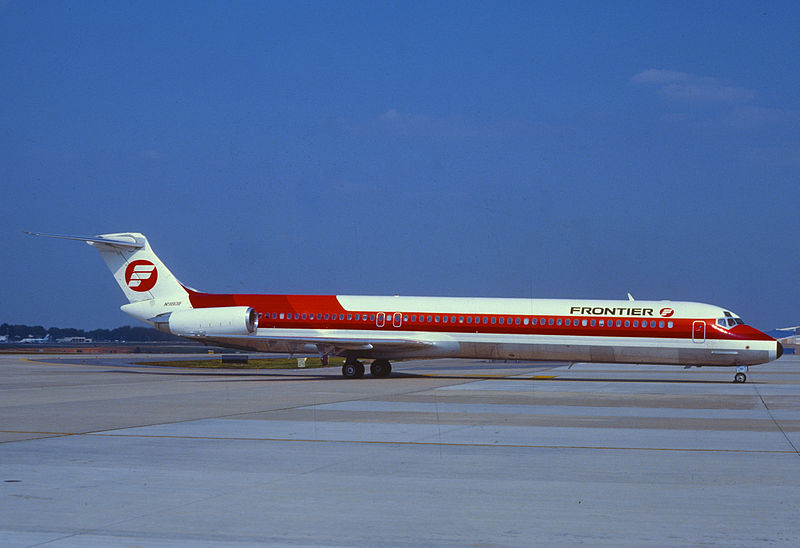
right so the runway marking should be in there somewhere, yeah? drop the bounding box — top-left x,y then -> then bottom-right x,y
0,430 -> 77,436
414,373 -> 557,379
1,429 -> 795,454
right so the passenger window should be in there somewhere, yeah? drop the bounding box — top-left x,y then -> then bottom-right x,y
650,321 -> 656,328
531,318 -> 537,325
459,316 -> 464,323
590,319 -> 596,327
324,314 -> 329,320
668,321 -> 673,328
581,319 -> 587,326
435,316 -> 440,322
483,317 -> 488,324
302,313 -> 307,320
565,319 -> 571,326
624,320 -> 630,327
599,320 -> 604,326
347,314 -> 352,320
491,317 -> 496,324
443,316 -> 448,323
279,313 -> 284,319
633,320 -> 638,327
659,321 -> 664,328
450,316 -> 456,323
427,315 -> 433,322
616,320 -> 621,327
370,314 -> 375,321
403,315 -> 409,322
548,318 -> 554,326
523,318 -> 529,325
466,317 -> 472,324
499,317 -> 505,324
556,319 -> 562,326
515,317 -> 521,325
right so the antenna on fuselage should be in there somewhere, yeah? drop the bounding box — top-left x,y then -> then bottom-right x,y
627,293 -> 635,301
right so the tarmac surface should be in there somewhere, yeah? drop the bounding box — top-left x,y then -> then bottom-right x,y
2,353 -> 799,547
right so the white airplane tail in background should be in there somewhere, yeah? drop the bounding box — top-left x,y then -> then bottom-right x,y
25,232 -> 191,320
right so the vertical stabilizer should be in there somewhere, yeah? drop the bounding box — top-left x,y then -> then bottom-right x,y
25,231 -> 191,305
89,232 -> 189,303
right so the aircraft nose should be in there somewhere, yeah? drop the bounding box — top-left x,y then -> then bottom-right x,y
777,341 -> 784,359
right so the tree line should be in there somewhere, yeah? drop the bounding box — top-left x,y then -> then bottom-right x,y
0,323 -> 183,342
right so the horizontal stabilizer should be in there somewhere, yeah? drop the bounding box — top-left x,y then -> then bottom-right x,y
24,231 -> 143,249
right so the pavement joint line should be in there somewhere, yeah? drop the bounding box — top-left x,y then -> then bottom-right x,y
3,429 -> 792,453
753,384 -> 800,458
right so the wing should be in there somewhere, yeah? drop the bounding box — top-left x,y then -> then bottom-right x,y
186,330 -> 437,356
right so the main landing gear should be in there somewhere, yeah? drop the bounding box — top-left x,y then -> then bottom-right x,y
369,359 -> 392,378
733,365 -> 748,384
342,357 -> 392,379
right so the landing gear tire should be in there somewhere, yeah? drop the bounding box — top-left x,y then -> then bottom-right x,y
370,359 -> 392,378
342,360 -> 365,379
734,372 -> 747,384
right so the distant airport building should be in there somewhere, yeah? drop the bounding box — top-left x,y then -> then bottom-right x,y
768,327 -> 799,354
773,327 -> 800,343
56,336 -> 93,343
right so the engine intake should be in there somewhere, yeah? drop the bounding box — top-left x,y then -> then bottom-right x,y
152,306 -> 258,336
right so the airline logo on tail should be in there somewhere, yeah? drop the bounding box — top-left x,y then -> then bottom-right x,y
125,260 -> 158,292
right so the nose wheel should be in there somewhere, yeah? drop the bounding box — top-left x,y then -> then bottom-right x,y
733,366 -> 748,384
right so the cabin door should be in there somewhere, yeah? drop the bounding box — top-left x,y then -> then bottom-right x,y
692,321 -> 705,343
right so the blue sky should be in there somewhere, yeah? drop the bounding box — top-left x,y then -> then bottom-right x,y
2,1 -> 799,330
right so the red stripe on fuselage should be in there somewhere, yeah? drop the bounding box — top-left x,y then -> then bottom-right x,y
186,292 -> 774,342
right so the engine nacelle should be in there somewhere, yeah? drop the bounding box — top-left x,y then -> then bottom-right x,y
152,306 -> 258,336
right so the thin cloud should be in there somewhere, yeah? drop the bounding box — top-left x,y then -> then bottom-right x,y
631,69 -> 690,85
747,142 -> 800,167
373,108 -> 479,140
632,69 -> 756,104
727,106 -> 800,128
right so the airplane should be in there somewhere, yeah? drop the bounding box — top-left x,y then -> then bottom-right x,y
27,231 -> 783,383
20,334 -> 51,344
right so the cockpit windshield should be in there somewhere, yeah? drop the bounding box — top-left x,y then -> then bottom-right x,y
717,311 -> 744,329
